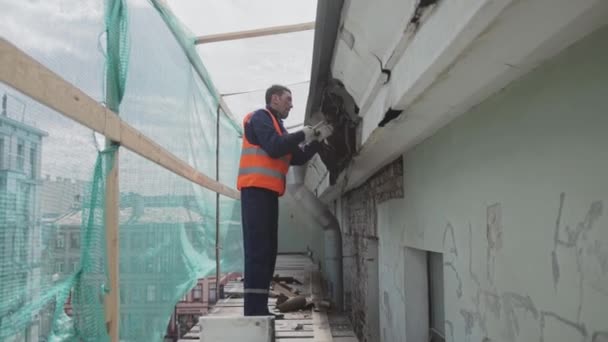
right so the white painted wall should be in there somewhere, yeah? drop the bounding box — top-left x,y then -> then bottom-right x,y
278,195 -> 325,264
376,26 -> 608,342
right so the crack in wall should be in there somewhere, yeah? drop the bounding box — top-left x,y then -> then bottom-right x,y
551,193 -> 603,322
460,309 -> 476,342
350,179 -> 607,342
445,193 -> 607,341
552,193 -> 566,290
486,203 -> 502,285
592,331 -> 608,342
540,311 -> 587,342
444,261 -> 463,299
482,290 -> 501,319
469,223 -> 481,288
443,222 -> 458,258
450,203 -> 605,342
502,292 -> 538,340
588,240 -> 608,275
382,291 -> 393,332
470,221 -> 497,340
445,319 -> 454,342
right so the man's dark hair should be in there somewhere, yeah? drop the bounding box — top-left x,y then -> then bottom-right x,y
265,85 -> 291,105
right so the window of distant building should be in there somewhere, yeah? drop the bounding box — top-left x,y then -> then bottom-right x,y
147,285 -> 156,302
0,137 -> 4,169
193,284 -> 202,301
29,145 -> 37,179
70,232 -> 80,249
131,233 -> 143,249
145,260 -> 155,273
208,282 -> 217,304
56,233 -> 65,249
161,288 -> 170,301
16,139 -> 24,171
120,287 -> 126,304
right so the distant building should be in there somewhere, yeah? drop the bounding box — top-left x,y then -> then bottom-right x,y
40,175 -> 88,222
165,273 -> 240,341
51,193 -> 239,340
0,94 -> 47,341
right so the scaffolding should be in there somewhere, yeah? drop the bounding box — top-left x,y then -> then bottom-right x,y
0,0 -> 247,340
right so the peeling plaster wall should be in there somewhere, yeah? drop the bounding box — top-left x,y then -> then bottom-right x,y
375,26 -> 608,342
340,157 -> 404,342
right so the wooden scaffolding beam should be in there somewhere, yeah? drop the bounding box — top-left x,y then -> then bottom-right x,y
195,21 -> 315,45
0,38 -> 241,201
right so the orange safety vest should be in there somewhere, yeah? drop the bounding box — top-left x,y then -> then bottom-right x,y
237,109 -> 293,196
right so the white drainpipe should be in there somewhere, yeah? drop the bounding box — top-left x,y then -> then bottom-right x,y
286,166 -> 343,310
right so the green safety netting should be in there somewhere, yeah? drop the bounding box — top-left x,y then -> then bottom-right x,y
0,0 -> 244,340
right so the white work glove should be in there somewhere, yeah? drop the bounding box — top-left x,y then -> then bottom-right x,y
302,126 -> 316,145
314,123 -> 333,142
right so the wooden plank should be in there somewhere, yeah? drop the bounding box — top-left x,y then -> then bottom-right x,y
310,270 -> 333,342
273,281 -> 298,298
0,38 -> 240,200
104,15 -> 122,340
281,311 -> 313,320
104,150 -> 120,341
276,330 -> 315,338
195,22 -> 315,44
276,325 -> 313,332
275,320 -> 314,328
312,310 -> 333,342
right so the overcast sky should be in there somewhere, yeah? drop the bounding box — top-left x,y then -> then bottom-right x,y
168,0 -> 317,128
0,0 -> 316,182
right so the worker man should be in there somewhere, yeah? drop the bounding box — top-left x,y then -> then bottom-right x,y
237,84 -> 333,316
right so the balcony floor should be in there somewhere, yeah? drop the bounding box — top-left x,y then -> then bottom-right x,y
180,254 -> 358,342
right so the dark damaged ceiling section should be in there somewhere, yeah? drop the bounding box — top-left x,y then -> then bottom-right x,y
317,79 -> 359,185
306,0 -> 440,185
304,0 -> 353,185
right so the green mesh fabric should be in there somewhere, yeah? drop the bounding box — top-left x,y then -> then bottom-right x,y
53,148 -> 115,341
114,2 -> 243,338
104,0 -> 130,109
0,0 -> 244,340
148,0 -> 242,134
0,88 -> 107,341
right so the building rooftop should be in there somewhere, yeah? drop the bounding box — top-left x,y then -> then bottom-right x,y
180,254 -> 358,342
54,206 -> 204,226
